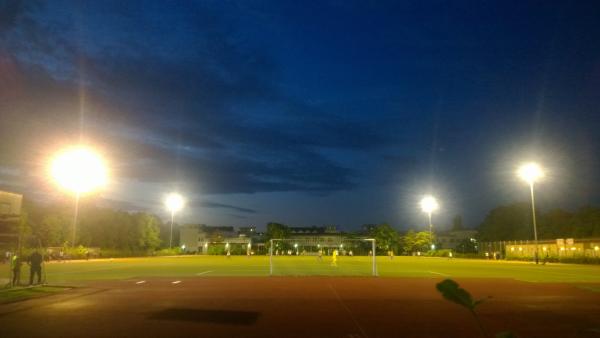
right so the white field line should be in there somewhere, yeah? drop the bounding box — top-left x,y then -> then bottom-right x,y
195,270 -> 213,276
328,284 -> 369,338
428,271 -> 450,277
171,280 -> 181,284
135,280 -> 146,284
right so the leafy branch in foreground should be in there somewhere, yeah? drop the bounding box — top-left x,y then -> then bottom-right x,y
436,279 -> 515,338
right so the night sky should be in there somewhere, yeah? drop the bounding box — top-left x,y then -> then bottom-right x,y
1,1 -> 600,231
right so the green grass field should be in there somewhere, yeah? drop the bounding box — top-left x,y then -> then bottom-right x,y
0,286 -> 71,303
3,255 -> 600,285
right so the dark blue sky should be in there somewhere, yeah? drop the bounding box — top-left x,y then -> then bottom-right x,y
1,1 -> 600,231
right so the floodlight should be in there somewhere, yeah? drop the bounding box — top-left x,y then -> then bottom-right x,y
51,147 -> 107,194
164,192 -> 185,248
517,162 -> 544,185
165,193 -> 184,213
50,146 -> 108,246
420,195 -> 439,214
517,162 -> 545,264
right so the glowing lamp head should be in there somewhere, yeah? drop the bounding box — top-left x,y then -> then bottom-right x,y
165,193 -> 184,213
51,147 -> 107,194
420,195 -> 439,214
517,162 -> 544,185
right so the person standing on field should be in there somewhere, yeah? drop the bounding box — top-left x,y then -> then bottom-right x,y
11,254 -> 21,286
29,250 -> 43,285
331,249 -> 338,267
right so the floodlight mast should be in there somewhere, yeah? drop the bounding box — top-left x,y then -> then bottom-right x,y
50,147 -> 107,247
420,195 -> 439,248
165,193 -> 184,249
517,162 -> 544,264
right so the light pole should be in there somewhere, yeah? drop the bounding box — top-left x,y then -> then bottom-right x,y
51,147 -> 107,246
517,162 -> 544,264
165,193 -> 184,249
420,195 -> 439,250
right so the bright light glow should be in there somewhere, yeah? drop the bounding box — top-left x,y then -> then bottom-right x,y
517,162 -> 544,185
594,246 -> 599,251
420,195 -> 439,213
165,193 -> 184,213
431,244 -> 436,250
294,243 -> 298,248
51,147 -> 107,194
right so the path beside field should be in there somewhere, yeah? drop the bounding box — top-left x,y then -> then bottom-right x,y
1,277 -> 599,337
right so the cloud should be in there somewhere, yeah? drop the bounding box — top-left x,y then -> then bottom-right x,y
198,201 -> 257,214
0,3 -> 376,196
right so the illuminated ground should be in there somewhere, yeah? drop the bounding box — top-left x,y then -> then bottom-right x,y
3,255 -> 600,285
1,256 -> 600,337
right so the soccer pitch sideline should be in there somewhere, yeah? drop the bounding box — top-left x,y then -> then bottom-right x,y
3,255 -> 600,284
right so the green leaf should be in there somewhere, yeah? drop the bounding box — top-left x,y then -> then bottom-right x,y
436,279 -> 481,311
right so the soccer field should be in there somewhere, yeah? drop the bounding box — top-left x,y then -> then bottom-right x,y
3,255 -> 600,285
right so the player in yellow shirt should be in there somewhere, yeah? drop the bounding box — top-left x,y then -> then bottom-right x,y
331,249 -> 338,267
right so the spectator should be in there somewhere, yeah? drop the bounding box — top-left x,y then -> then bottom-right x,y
29,250 -> 43,285
11,254 -> 21,286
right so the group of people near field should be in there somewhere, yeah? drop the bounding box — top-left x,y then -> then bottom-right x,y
8,250 -> 44,287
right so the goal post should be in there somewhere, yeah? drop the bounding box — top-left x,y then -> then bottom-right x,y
269,238 -> 377,276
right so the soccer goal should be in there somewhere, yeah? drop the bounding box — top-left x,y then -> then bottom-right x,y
269,238 -> 377,276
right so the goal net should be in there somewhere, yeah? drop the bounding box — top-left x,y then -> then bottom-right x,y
269,238 -> 377,276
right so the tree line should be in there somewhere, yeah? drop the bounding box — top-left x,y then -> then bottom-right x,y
19,199 -> 167,251
478,202 -> 600,241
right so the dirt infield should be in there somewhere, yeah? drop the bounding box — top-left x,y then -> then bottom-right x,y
1,277 -> 599,337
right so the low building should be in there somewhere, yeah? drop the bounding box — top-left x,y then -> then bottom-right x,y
436,230 -> 478,250
288,226 -> 342,248
179,224 -> 250,254
504,238 -> 600,259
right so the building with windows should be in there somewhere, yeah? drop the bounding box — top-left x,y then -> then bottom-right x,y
180,224 -> 250,254
436,230 -> 478,250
